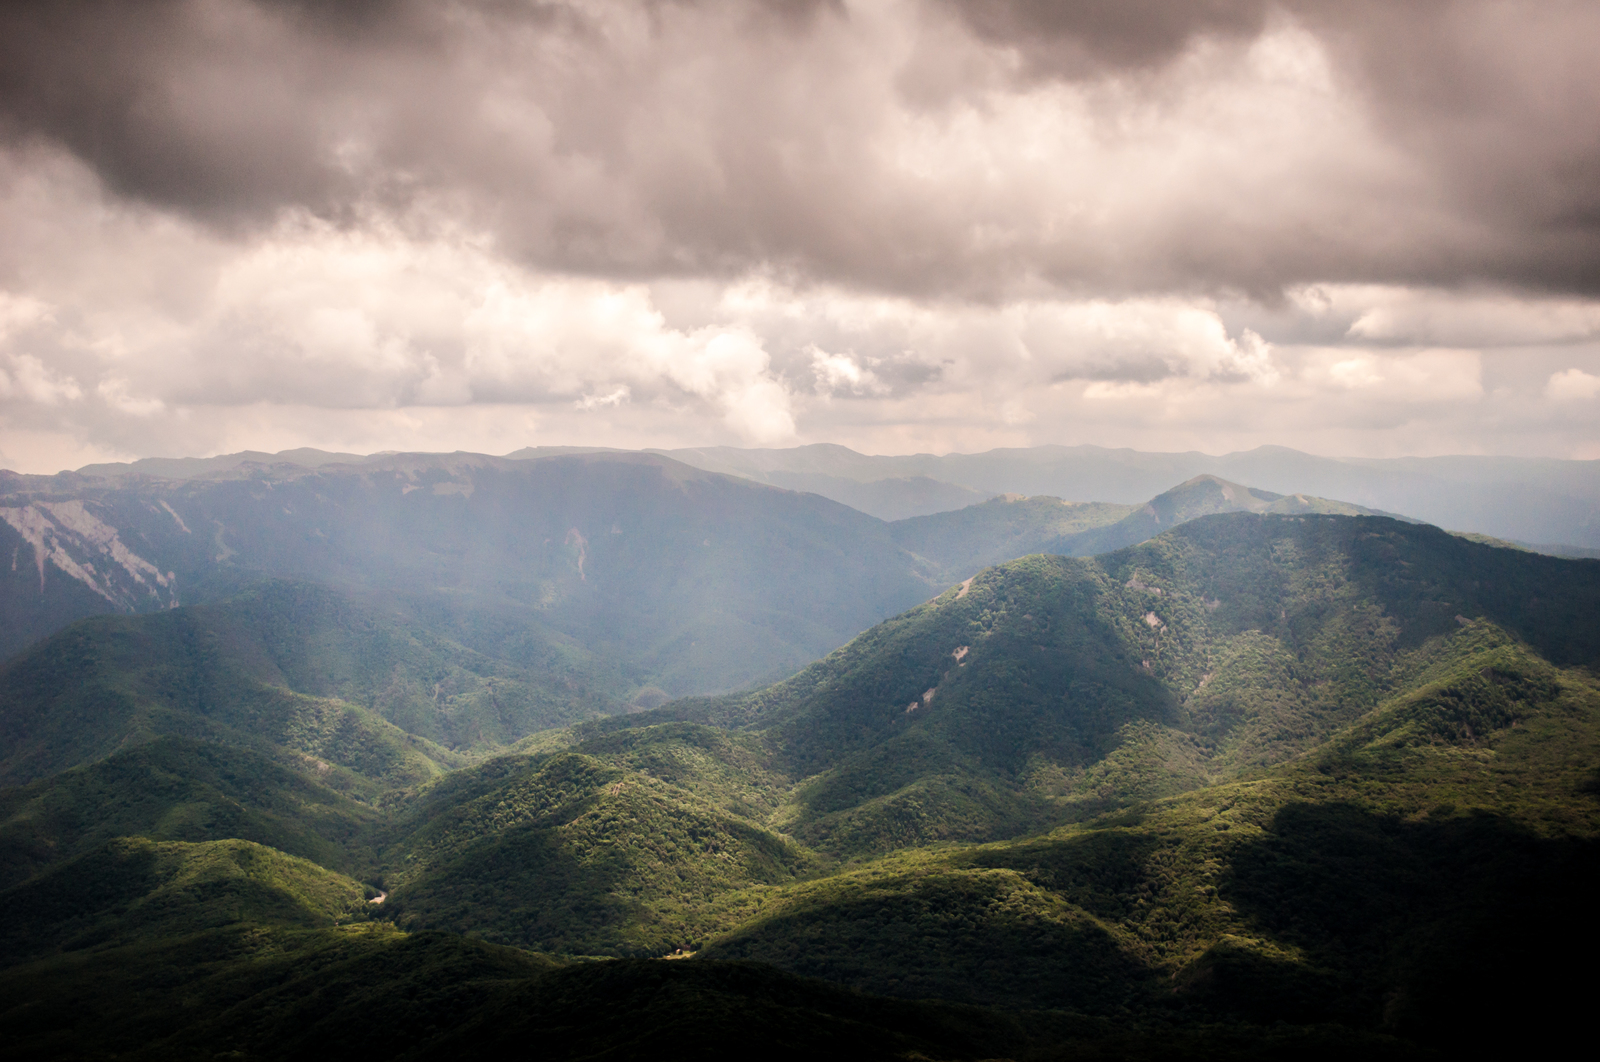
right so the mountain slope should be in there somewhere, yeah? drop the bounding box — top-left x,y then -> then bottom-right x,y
648,442 -> 1600,548
619,514 -> 1600,858
699,620 -> 1600,1051
0,736 -> 379,889
0,452 -> 939,694
888,474 -> 1386,581
0,836 -> 371,965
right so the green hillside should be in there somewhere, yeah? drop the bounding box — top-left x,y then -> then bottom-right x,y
0,589 -> 468,791
1,511 -> 1597,1056
700,624 -> 1600,1017
0,736 -> 377,888
609,512 -> 1599,859
0,576 -> 665,790
0,836 -> 370,964
380,744 -> 815,955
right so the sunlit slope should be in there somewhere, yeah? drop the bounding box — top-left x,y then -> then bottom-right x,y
0,584 -> 485,790
378,740 -> 816,955
700,620 -> 1600,1048
632,514 -> 1600,856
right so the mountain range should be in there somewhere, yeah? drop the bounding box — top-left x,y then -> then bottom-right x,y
3,444 -> 1598,1057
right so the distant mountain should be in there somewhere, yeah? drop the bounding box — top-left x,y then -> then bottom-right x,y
642,442 -> 1600,547
1,447 -> 1406,698
890,474 -> 1387,580
47,442 -> 1600,546
0,452 -> 940,690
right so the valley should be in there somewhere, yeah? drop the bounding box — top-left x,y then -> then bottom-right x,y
2,454 -> 1597,1057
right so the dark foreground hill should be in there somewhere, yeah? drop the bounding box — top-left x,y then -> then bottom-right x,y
2,512 -> 1597,1057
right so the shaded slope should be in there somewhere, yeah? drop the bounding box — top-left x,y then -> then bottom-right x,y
699,621 -> 1600,1052
0,837 -> 370,964
0,736 -> 377,889
0,925 -> 1415,1062
1,452 -> 938,694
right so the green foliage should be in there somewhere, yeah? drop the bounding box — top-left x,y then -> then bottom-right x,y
382,751 -> 817,955
0,837 -> 369,964
3,511 -> 1599,1057
0,736 -> 378,889
0,926 -> 1424,1061
0,924 -> 557,1061
702,859 -> 1153,1010
0,598 -> 463,792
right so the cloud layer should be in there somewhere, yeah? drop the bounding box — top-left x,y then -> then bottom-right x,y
1,0 -> 1598,470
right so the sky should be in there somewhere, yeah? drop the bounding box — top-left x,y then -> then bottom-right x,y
2,0 -> 1599,473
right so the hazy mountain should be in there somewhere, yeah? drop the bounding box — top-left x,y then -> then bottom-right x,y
890,474 -> 1387,581
46,441 -> 1600,545
0,451 -> 941,690
647,443 -> 1600,547
1,447 -> 1404,698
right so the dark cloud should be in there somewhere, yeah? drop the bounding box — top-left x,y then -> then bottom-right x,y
946,0 -> 1270,76
0,0 -> 1597,297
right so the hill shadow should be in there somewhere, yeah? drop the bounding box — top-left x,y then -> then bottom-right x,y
1214,799 -> 1600,1051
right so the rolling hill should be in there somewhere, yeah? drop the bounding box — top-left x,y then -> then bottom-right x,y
2,510 -> 1597,1057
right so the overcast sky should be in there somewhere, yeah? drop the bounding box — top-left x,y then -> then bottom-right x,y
2,0 -> 1599,472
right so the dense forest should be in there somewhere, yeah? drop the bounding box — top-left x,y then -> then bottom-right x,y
2,473 -> 1597,1057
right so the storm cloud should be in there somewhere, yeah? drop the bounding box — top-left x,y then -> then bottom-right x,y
1,0 -> 1598,469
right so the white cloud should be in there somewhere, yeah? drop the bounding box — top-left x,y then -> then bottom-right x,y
1547,368 -> 1600,402
1299,349 -> 1483,403
1293,285 -> 1600,347
2,137 -> 1599,472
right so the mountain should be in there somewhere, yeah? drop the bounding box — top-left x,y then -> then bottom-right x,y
0,836 -> 371,965
0,736 -> 379,889
889,474 -> 1387,580
636,443 -> 1600,548
0,451 -> 941,692
48,440 -> 1600,546
3,510 -> 1598,1056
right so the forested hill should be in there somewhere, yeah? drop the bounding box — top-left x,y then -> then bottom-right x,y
604,513 -> 1600,848
0,451 -> 1391,701
2,511 -> 1598,1056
